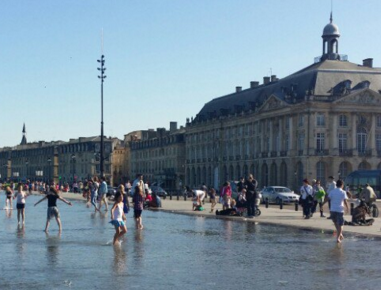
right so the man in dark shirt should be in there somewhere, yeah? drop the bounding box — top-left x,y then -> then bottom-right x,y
245,174 -> 258,218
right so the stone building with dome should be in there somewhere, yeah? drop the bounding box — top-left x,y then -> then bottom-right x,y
185,15 -> 381,191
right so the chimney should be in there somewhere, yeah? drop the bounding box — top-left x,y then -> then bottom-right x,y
263,76 -> 270,85
236,86 -> 242,93
363,58 -> 373,68
250,81 -> 259,88
271,75 -> 277,82
170,121 -> 177,132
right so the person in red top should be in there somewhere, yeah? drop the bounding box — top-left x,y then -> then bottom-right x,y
220,181 -> 232,210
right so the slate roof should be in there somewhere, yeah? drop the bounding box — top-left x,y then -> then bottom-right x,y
194,59 -> 381,122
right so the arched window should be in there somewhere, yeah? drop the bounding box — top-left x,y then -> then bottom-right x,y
261,163 -> 269,187
229,165 -> 234,181
357,127 -> 367,153
222,166 -> 228,183
338,162 -> 352,180
280,162 -> 288,187
296,162 -> 304,186
358,161 -> 371,170
202,167 -> 207,184
243,164 -> 248,178
236,165 -> 241,180
316,161 -> 326,186
270,163 -> 277,185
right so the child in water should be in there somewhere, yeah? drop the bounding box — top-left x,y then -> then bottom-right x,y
132,185 -> 144,229
110,192 -> 127,245
14,184 -> 28,225
34,187 -> 72,233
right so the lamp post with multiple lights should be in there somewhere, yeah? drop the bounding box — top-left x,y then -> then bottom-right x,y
97,55 -> 106,178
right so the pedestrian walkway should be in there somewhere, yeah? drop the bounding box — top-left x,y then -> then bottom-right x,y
54,191 -> 381,238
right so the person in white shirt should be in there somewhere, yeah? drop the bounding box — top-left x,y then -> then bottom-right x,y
325,176 -> 336,219
300,179 -> 314,219
130,174 -> 145,197
324,179 -> 349,243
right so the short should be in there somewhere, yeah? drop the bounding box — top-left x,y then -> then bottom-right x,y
6,195 -> 12,200
47,206 -> 60,220
110,220 -> 126,228
16,203 -> 25,210
134,210 -> 142,218
331,211 -> 344,226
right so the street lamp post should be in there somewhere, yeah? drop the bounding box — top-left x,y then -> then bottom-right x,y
25,160 -> 29,181
97,54 -> 106,178
47,157 -> 52,184
71,154 -> 76,183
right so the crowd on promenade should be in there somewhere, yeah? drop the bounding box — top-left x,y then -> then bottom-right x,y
1,173 -> 378,244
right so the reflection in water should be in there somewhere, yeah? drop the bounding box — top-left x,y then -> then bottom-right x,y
15,225 -> 26,259
113,245 -> 127,274
45,233 -> 61,266
223,220 -> 232,241
5,209 -> 12,218
133,230 -> 145,266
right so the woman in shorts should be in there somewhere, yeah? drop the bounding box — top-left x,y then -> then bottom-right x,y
5,186 -> 13,209
34,187 -> 72,233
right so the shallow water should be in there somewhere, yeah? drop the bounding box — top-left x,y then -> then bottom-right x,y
0,195 -> 380,290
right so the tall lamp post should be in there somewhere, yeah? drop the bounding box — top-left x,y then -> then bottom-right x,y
71,154 -> 76,183
97,54 -> 106,178
47,157 -> 52,184
25,159 -> 29,182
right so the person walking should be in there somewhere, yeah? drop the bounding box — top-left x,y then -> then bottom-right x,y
110,192 -> 127,245
220,182 -> 232,210
313,180 -> 327,217
245,174 -> 258,218
89,179 -> 99,212
132,185 -> 144,229
5,186 -> 13,209
98,176 -> 109,212
14,184 -> 28,225
325,176 -> 336,219
300,179 -> 314,219
323,179 -> 349,243
209,188 -> 217,213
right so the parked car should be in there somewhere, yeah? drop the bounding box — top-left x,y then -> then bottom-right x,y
150,186 -> 168,198
260,186 -> 299,204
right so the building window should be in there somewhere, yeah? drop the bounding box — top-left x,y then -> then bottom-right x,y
298,115 -> 304,127
316,114 -> 325,127
357,128 -> 367,153
316,161 -> 326,185
338,133 -> 347,153
376,134 -> 381,151
285,134 -> 289,151
339,115 -> 347,127
316,133 -> 325,151
377,116 -> 381,127
285,117 -> 290,129
298,133 -> 305,150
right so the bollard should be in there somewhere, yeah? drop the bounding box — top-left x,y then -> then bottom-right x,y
184,193 -> 187,201
295,200 -> 299,211
350,202 -> 354,216
265,198 -> 269,208
177,192 -> 179,201
280,199 -> 283,210
170,192 -> 172,200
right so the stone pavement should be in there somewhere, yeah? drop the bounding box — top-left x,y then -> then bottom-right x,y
51,191 -> 381,238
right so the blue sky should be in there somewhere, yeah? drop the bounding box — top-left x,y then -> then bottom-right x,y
1,0 -> 380,147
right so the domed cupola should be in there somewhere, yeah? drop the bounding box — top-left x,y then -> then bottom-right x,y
321,13 -> 341,60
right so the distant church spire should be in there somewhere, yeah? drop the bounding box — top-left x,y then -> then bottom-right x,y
21,123 -> 27,145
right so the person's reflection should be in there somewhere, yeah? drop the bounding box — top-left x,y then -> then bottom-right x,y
15,225 -> 26,259
133,230 -> 144,265
223,220 -> 233,241
45,232 -> 61,266
113,245 -> 127,274
5,208 -> 12,218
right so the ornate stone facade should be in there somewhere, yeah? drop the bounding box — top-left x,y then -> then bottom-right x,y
185,16 -> 381,191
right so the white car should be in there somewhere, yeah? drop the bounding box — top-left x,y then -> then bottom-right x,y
261,186 -> 299,204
